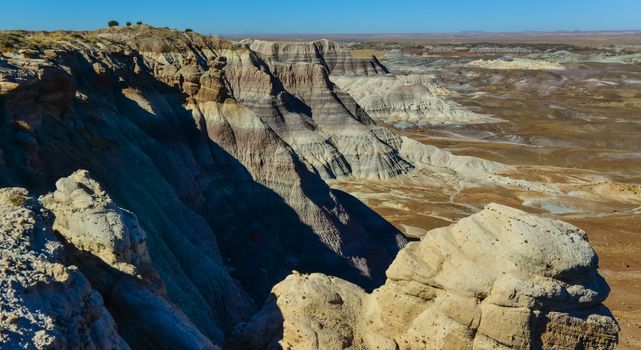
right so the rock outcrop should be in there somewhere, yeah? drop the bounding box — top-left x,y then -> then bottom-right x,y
398,137 -> 513,178
245,39 -> 389,76
231,204 -> 619,349
468,58 -> 566,70
331,74 -> 502,126
0,187 -> 129,350
41,170 -> 157,279
41,170 -> 218,349
0,172 -> 223,349
125,29 -> 408,283
220,39 -> 413,180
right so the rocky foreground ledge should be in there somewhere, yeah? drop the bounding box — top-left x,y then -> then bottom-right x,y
1,171 -> 218,349
1,171 -> 618,349
229,203 -> 619,349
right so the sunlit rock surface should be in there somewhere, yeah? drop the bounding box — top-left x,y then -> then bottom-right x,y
231,204 -> 619,350
0,188 -> 130,350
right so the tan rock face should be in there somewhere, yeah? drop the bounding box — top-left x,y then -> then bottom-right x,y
231,204 -> 619,350
1,175 -> 221,349
41,170 -> 156,279
41,171 -> 221,349
330,74 -> 503,127
246,39 -> 389,76
468,58 -> 566,70
0,188 -> 129,350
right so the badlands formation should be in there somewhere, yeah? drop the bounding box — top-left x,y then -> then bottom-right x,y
467,58 -> 566,71
0,27 -> 623,349
330,74 -> 502,127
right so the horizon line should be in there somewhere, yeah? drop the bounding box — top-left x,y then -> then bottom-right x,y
2,26 -> 641,36
219,29 -> 641,35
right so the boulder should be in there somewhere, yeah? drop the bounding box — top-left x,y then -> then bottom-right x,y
231,204 -> 619,350
41,170 -> 157,280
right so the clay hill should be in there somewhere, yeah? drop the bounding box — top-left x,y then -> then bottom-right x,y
0,27 -> 619,349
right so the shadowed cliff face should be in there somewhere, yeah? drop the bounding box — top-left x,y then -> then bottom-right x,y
0,28 -> 406,347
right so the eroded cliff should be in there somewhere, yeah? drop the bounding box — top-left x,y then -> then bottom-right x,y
0,27 -> 619,349
0,27 -> 408,347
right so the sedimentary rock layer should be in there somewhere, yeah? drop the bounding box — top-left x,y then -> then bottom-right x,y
468,58 -> 566,70
331,74 -> 502,126
221,39 -> 414,180
246,39 -> 390,76
42,170 -> 218,349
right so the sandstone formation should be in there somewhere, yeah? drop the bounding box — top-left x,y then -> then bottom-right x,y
41,170 -> 157,279
530,50 -> 641,64
230,204 -> 619,349
331,74 -> 502,126
0,35 -> 260,345
398,137 -> 513,179
0,172 -> 222,349
0,188 -> 129,349
246,39 -> 389,76
468,58 -> 566,70
220,39 -> 413,180
41,170 -> 218,349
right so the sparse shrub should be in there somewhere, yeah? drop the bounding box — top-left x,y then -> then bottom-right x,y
2,42 -> 14,53
136,21 -> 143,25
126,21 -> 132,27
185,28 -> 193,32
7,192 -> 26,206
108,20 -> 119,27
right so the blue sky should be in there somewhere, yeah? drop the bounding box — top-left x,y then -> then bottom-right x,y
1,0 -> 640,34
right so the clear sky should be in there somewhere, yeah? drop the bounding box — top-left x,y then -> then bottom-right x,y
1,0 -> 640,34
